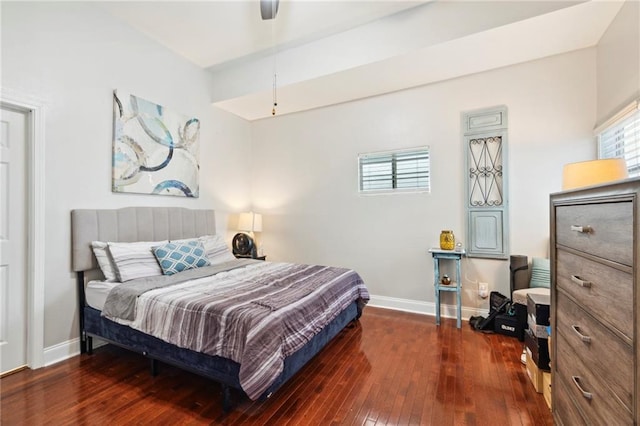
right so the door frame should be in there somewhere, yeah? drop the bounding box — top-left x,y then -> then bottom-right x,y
1,88 -> 45,369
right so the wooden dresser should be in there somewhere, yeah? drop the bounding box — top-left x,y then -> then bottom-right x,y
550,178 -> 638,425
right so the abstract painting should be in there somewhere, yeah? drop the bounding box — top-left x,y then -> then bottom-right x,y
112,90 -> 200,197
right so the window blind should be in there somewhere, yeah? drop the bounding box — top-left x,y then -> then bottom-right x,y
599,105 -> 640,177
358,147 -> 430,193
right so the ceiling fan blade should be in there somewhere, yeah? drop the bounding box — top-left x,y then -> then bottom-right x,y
260,0 -> 279,20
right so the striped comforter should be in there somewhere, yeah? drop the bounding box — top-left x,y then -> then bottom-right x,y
104,261 -> 369,400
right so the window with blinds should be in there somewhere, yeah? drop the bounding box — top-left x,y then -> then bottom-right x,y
358,147 -> 430,193
599,102 -> 640,177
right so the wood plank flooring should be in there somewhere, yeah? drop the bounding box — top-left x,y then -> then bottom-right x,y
1,307 -> 552,425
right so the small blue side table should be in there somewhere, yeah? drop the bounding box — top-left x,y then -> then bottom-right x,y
429,248 -> 465,328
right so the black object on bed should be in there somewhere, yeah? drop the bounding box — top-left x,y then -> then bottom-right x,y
71,207 -> 368,410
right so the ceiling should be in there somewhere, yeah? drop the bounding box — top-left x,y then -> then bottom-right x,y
100,1 -> 625,121
101,0 -> 428,69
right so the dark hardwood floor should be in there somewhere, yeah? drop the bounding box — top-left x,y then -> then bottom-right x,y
1,307 -> 552,425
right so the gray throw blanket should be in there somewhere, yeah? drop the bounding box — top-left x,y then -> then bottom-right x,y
102,259 -> 257,321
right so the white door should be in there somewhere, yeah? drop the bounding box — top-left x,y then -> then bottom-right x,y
0,106 -> 28,375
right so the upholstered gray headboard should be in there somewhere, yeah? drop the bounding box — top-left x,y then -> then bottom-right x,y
71,207 -> 216,272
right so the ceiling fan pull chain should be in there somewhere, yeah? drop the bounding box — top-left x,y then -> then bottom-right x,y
272,73 -> 277,115
271,1 -> 278,116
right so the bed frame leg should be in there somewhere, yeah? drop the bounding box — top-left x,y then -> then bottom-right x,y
346,318 -> 360,329
86,336 -> 93,355
77,271 -> 90,355
222,385 -> 233,413
150,359 -> 159,377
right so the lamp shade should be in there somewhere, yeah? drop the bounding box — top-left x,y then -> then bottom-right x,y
238,212 -> 262,232
562,158 -> 628,190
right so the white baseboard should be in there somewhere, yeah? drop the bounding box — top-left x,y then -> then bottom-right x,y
44,338 -> 80,367
42,297 -> 485,367
368,294 -> 488,322
44,337 -> 107,367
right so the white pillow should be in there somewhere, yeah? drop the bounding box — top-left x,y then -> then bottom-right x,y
201,235 -> 237,264
171,235 -> 236,265
108,240 -> 167,282
91,241 -> 117,282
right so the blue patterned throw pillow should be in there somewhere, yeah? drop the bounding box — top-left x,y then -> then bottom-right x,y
153,240 -> 211,276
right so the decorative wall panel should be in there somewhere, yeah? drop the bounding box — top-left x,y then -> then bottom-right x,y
463,106 -> 508,259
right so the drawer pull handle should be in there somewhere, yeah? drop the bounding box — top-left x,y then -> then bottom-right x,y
572,376 -> 593,400
570,225 -> 592,233
571,325 -> 591,343
571,275 -> 592,288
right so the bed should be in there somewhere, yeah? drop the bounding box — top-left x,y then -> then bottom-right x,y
71,207 -> 369,409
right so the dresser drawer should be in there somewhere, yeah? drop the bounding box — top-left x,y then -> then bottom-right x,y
556,291 -> 633,410
555,201 -> 632,266
556,249 -> 633,339
555,331 -> 633,425
554,376 -> 588,426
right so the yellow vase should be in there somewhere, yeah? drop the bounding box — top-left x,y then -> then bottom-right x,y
440,230 -> 455,250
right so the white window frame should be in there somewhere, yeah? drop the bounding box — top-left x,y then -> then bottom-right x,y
597,99 -> 640,177
357,146 -> 430,195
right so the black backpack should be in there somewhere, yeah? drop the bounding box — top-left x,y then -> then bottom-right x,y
469,291 -> 511,332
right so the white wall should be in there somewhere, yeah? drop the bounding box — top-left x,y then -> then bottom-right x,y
596,0 -> 640,126
1,3 -> 252,348
0,1 -> 611,352
251,49 -> 596,313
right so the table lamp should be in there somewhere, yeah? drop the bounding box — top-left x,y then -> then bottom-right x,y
562,158 -> 628,190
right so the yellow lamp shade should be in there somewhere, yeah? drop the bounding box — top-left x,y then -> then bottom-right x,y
562,158 -> 628,190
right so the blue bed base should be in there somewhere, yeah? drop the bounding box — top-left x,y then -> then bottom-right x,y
78,271 -> 360,409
